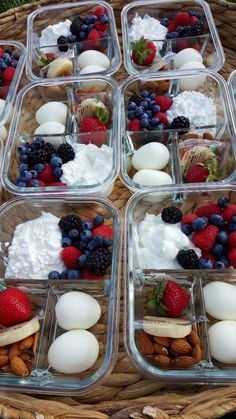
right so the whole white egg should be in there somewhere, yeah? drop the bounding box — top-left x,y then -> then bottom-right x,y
209,321 -> 236,364
80,65 -> 107,91
55,291 -> 101,330
48,330 -> 99,374
203,281 -> 236,320
132,143 -> 170,171
126,154 -> 132,172
0,99 -> 12,124
0,125 -> 7,141
174,48 -> 203,69
36,102 -> 67,125
77,50 -> 110,70
179,62 -> 206,90
34,121 -> 65,148
133,169 -> 172,186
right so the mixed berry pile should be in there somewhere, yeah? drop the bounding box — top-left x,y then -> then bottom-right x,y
0,47 -> 20,99
161,10 -> 205,40
162,197 -> 236,269
49,214 -> 113,279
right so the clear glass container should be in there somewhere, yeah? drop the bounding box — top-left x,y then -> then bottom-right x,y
0,40 -> 25,126
1,75 -> 119,197
0,195 -> 121,394
120,70 -> 236,194
121,0 -> 225,76
26,1 -> 121,82
124,184 -> 236,383
228,70 -> 236,115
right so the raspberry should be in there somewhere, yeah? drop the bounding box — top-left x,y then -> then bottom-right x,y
0,48 -> 4,58
201,250 -> 215,264
189,16 -> 199,24
2,67 -> 15,82
82,267 -> 102,280
181,213 -> 198,225
87,29 -> 101,48
155,96 -> 173,112
155,112 -> 169,127
61,246 -> 81,269
128,119 -> 141,131
168,21 -> 176,33
94,6 -> 106,17
228,232 -> 236,248
92,225 -> 113,239
38,163 -> 57,183
223,204 -> 236,223
192,225 -> 219,250
196,204 -> 221,218
174,12 -> 190,26
94,21 -> 109,32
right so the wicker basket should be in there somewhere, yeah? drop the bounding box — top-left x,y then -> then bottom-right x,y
0,0 -> 236,418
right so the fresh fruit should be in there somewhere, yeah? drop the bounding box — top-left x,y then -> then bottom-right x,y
128,119 -> 141,131
82,268 -> 102,280
155,96 -> 173,112
94,6 -> 106,17
0,320 -> 40,347
2,67 -> 15,82
0,287 -> 31,327
47,57 -> 73,78
87,29 -> 101,48
174,12 -> 190,26
228,248 -> 236,268
186,163 -> 209,183
131,36 -> 157,66
181,213 -> 198,225
192,225 -> 219,250
228,232 -> 236,248
191,217 -> 208,231
161,206 -> 183,223
80,117 -> 108,145
142,316 -> 192,338
196,204 -> 221,218
177,249 -> 199,269
59,215 -> 82,233
155,112 -> 169,127
38,163 -> 57,183
86,248 -> 111,275
61,246 -> 82,269
92,225 -> 113,239
223,204 -> 236,223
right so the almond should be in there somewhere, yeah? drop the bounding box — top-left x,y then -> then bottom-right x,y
26,359 -> 33,374
170,339 -> 192,356
20,352 -> 32,362
32,331 -> 39,356
0,355 -> 9,367
19,336 -> 33,351
154,343 -> 169,356
9,342 -> 20,360
0,348 -> 8,356
193,344 -> 202,363
181,133 -> 199,140
1,364 -> 11,373
157,80 -> 170,93
203,132 -> 215,141
138,331 -> 154,355
154,336 -> 171,347
153,355 -> 171,367
187,330 -> 200,347
10,356 -> 29,377
172,356 -> 197,367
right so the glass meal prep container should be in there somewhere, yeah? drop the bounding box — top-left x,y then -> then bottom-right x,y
26,1 -> 121,82
124,185 -> 236,383
228,70 -> 236,114
121,0 -> 224,76
1,75 -> 119,197
0,195 -> 121,394
120,70 -> 236,194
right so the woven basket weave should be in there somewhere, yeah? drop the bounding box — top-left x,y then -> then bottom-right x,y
0,0 -> 236,418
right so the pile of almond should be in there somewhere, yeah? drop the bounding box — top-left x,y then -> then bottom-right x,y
138,328 -> 202,368
0,332 -> 39,377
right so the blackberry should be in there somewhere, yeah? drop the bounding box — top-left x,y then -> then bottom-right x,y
129,95 -> 142,106
177,249 -> 199,269
57,35 -> 69,52
170,116 -> 190,130
57,143 -> 75,163
87,248 -> 112,275
161,206 -> 183,224
59,215 -> 82,233
42,142 -> 55,161
70,17 -> 83,38
28,148 -> 48,166
188,21 -> 205,36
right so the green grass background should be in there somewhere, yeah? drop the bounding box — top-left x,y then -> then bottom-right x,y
0,0 -> 34,13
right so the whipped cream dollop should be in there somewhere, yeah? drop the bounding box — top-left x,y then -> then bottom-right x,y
5,212 -> 65,279
167,91 -> 217,128
134,213 -> 201,269
129,14 -> 168,49
60,143 -> 112,186
39,19 -> 72,55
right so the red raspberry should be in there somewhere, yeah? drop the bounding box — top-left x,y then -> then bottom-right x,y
94,21 -> 109,32
0,48 -> 5,58
94,6 -> 106,17
82,268 -> 102,280
38,163 -> 57,183
87,29 -> 101,48
192,225 -> 219,250
155,112 -> 169,127
128,119 -> 141,131
2,67 -> 15,82
181,213 -> 198,225
223,204 -> 236,223
168,21 -> 176,33
189,16 -> 199,25
155,96 -> 173,112
228,232 -> 236,248
174,12 -> 190,26
0,86 -> 9,99
195,203 -> 222,218
61,246 -> 81,269
201,250 -> 215,264
92,225 -> 113,239
228,248 -> 236,268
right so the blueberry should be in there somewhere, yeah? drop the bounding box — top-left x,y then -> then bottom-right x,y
17,145 -> 27,154
68,229 -> 79,239
181,224 -> 192,236
199,258 -> 213,269
79,254 -> 87,267
150,100 -> 156,107
5,49 -> 12,55
229,223 -> 236,231
31,179 -> 41,187
19,163 -> 28,174
201,217 -> 209,225
81,24 -> 88,31
84,250 -> 90,256
170,32 -> 179,38
81,229 -> 92,242
232,216 -> 236,223
30,170 -> 38,178
150,117 -> 160,126
141,90 -> 149,98
87,240 -> 97,251
67,34 -> 76,43
83,16 -> 90,25
212,243 -> 224,256
157,124 -> 164,130
93,215 -> 104,226
128,101 -> 136,111
209,214 -> 225,227
34,136 -> 44,146
78,31 -> 86,40
100,14 -> 108,24
60,270 -> 69,279
160,17 -> 169,27
19,154 -> 28,163
93,234 -> 103,246
103,237 -> 113,247
87,24 -> 94,31
0,60 -> 7,70
188,10 -> 202,18
13,52 -> 20,60
81,220 -> 93,230
218,255 -> 229,267
128,110 -> 136,120
150,93 -> 156,100
48,271 -> 61,279
217,231 -> 228,244
62,237 -> 72,247
151,104 -> 161,113
176,26 -> 184,33
21,170 -> 33,182
34,163 -> 45,173
50,156 -> 62,168
218,197 -> 229,208
191,217 -> 207,231
79,240 -> 87,250
146,110 -> 153,119
214,261 -> 226,269
90,15 -> 97,23
141,118 -> 149,128
135,107 -> 144,118
53,167 -> 63,178
140,100 -> 148,109
67,269 -> 81,279
11,61 -> 17,68
141,112 -> 149,119
18,181 -> 26,187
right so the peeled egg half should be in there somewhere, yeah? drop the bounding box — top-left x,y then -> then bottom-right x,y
36,102 -> 67,125
55,291 -> 101,330
77,50 -> 110,70
174,48 -> 203,69
34,121 -> 65,148
209,321 -> 236,364
132,143 -> 170,171
179,62 -> 206,90
203,281 -> 236,320
133,169 -> 172,186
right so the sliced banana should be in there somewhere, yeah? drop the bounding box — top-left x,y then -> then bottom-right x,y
0,319 -> 40,347
143,316 -> 191,339
77,97 -> 108,123
47,57 -> 73,78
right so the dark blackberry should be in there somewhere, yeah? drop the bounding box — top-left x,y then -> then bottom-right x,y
188,10 -> 203,19
188,21 -> 205,36
57,143 -> 75,163
59,215 -> 82,233
86,248 -> 112,275
57,35 -> 69,52
70,17 -> 83,38
42,142 -> 55,161
129,94 -> 142,106
28,145 -> 54,166
170,116 -> 190,130
161,206 -> 183,224
177,249 -> 199,269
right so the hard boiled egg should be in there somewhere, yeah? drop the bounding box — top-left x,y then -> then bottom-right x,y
209,321 -> 236,364
0,99 -> 12,124
36,102 -> 67,125
34,121 -> 65,148
48,330 -> 99,374
132,143 -> 170,171
77,50 -> 110,70
0,125 -> 7,141
174,48 -> 203,69
79,65 -> 107,91
179,62 -> 206,91
55,291 -> 101,330
203,281 -> 236,320
133,169 -> 172,186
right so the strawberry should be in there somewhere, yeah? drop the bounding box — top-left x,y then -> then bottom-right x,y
174,12 -> 190,26
229,248 -> 236,268
61,246 -> 81,269
228,232 -> 236,248
196,203 -> 222,218
2,67 -> 15,82
155,112 -> 169,127
168,21 -> 176,33
80,117 -> 108,145
181,213 -> 198,225
87,29 -> 101,48
128,119 -> 141,131
94,21 -> 109,32
186,163 -> 209,183
189,16 -> 199,25
147,279 -> 190,318
131,37 -> 156,66
94,6 -> 106,17
0,286 -> 31,327
45,53 -> 56,59
38,163 -> 57,183
155,96 -> 173,112
82,267 -> 102,280
192,225 -> 219,250
92,225 -> 113,239
223,204 -> 236,223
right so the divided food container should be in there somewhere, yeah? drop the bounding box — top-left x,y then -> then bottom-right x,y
121,0 -> 225,75
228,70 -> 236,114
1,75 -> 119,197
26,1 -> 121,82
0,196 -> 121,394
120,70 -> 236,194
124,185 -> 236,383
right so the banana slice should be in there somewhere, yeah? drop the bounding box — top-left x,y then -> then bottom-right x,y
77,98 -> 108,123
143,316 -> 191,339
0,319 -> 40,347
47,57 -> 73,78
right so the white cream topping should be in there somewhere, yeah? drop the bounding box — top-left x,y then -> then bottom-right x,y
39,19 -> 72,55
129,14 -> 168,50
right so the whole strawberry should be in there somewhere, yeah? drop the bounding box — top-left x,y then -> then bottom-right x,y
186,163 -> 209,183
0,286 -> 31,327
80,117 -> 108,145
131,36 -> 156,66
147,279 -> 190,318
192,225 -> 219,250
